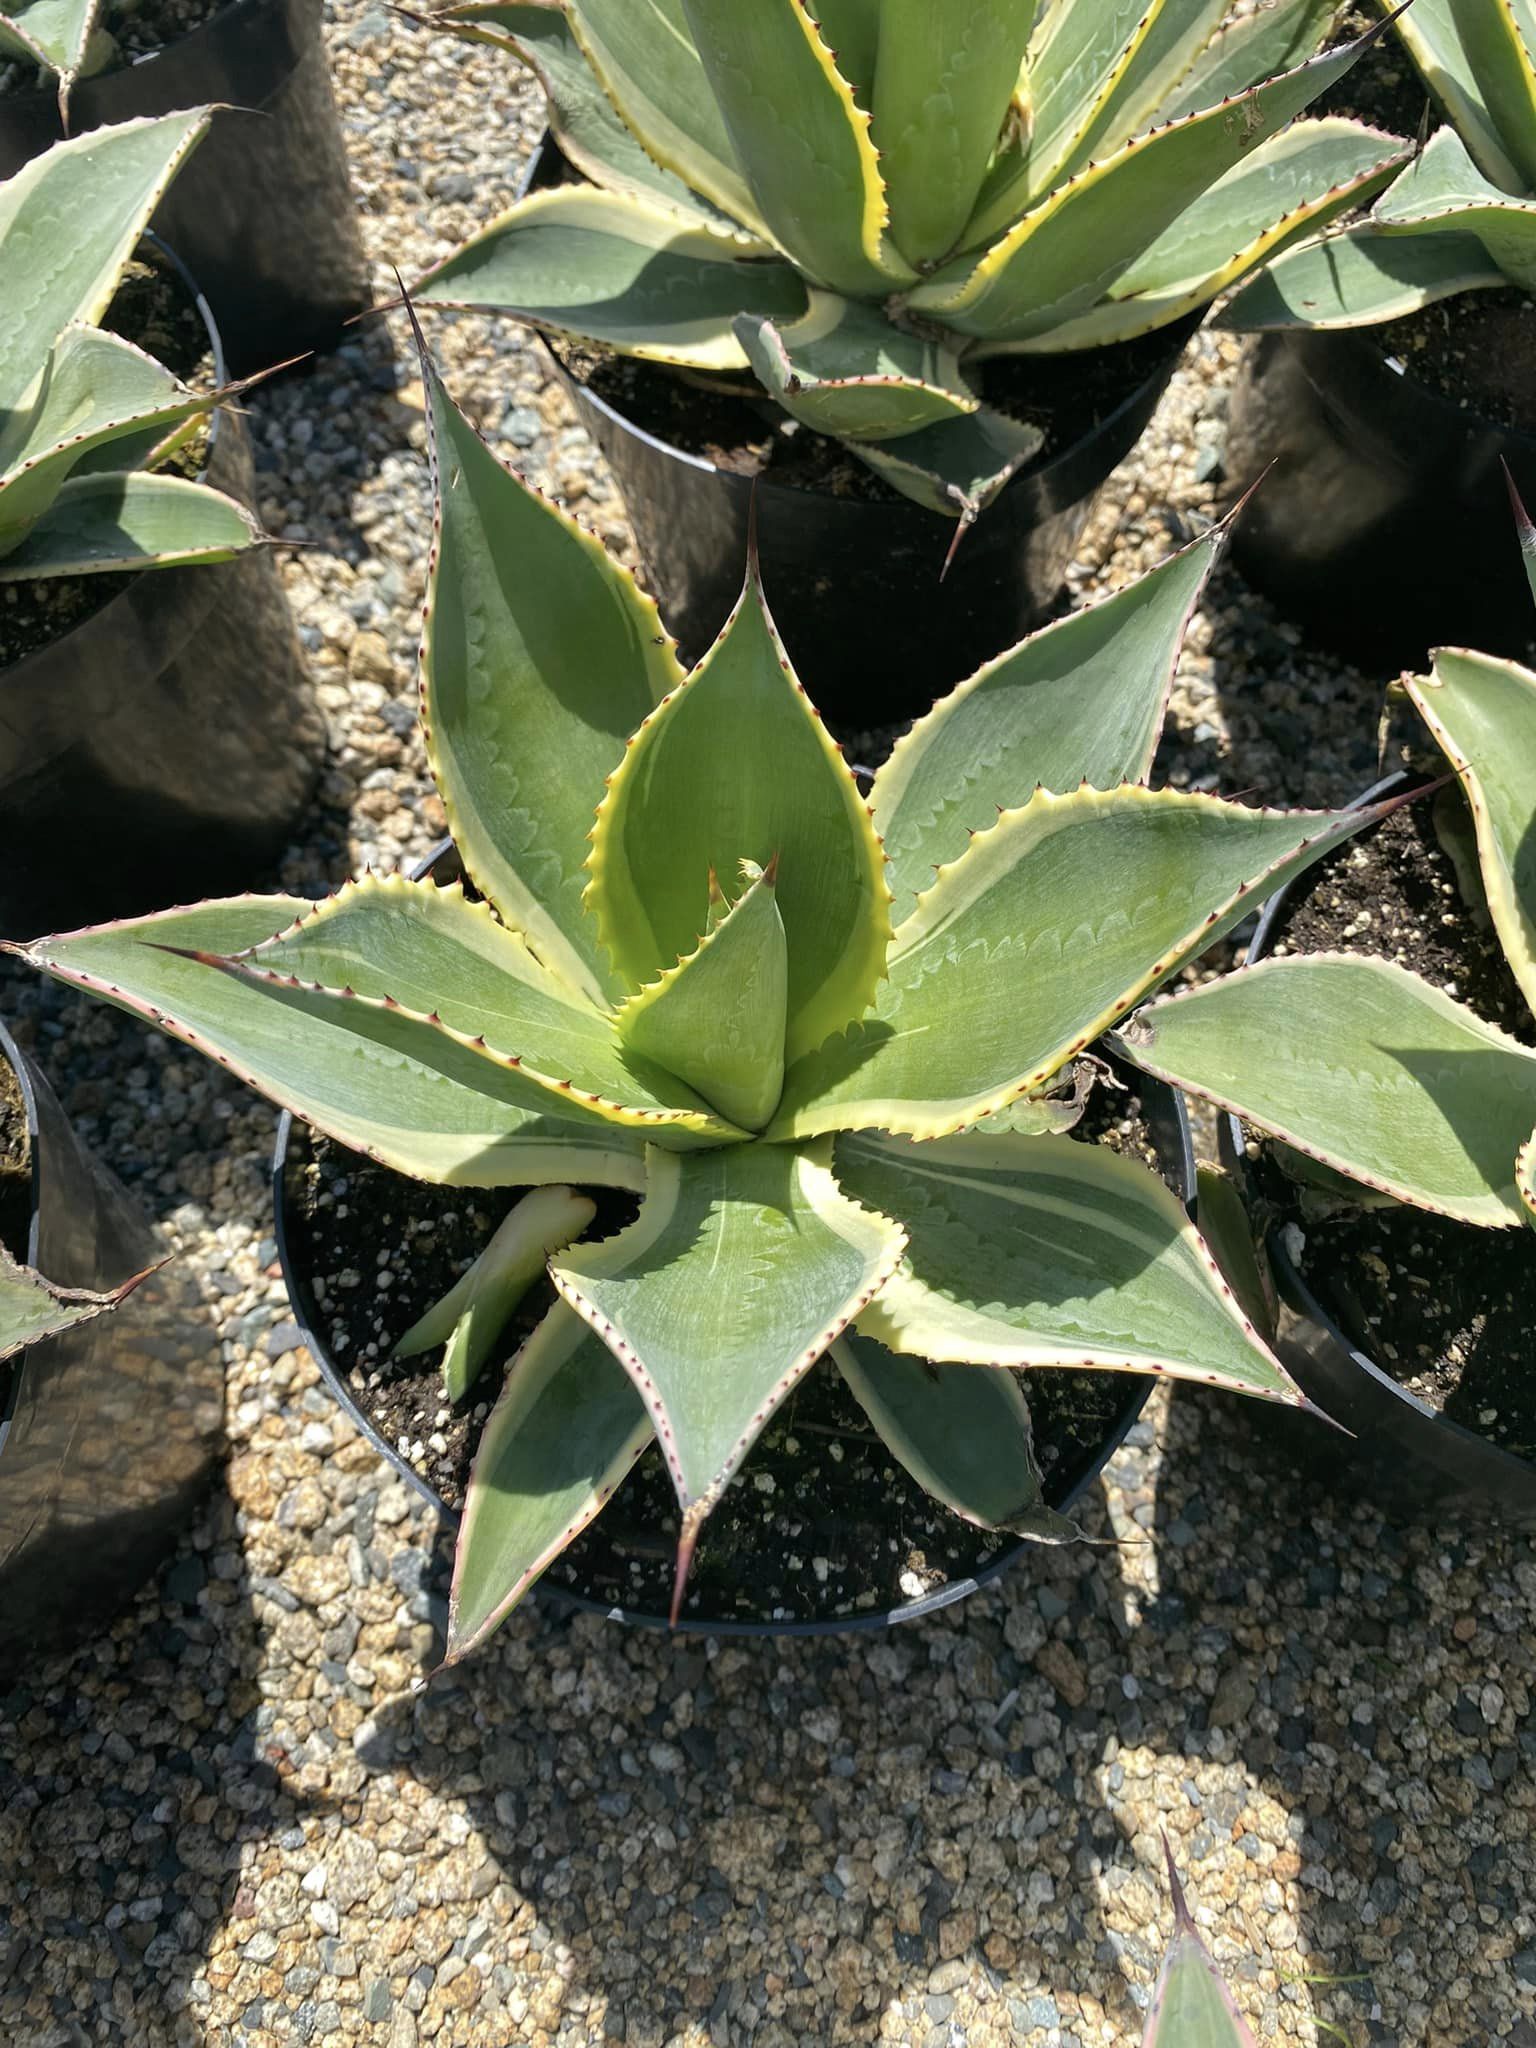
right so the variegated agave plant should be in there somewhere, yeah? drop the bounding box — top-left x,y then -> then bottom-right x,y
1,111 -> 264,586
0,0 -> 113,116
409,0 -> 1410,522
1227,0 -> 1536,328
11,331 -> 1403,1662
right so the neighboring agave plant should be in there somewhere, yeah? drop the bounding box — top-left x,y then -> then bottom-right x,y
1143,1838 -> 1259,2047
1226,0 -> 1536,328
10,321 -> 1411,1662
0,0 -> 116,119
408,0 -> 1411,522
0,1244 -> 142,1362
0,110 -> 264,587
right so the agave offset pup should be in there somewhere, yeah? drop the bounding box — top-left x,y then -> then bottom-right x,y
0,109 -> 264,587
13,319 -> 1413,1659
408,0 -> 1410,523
1227,0 -> 1536,329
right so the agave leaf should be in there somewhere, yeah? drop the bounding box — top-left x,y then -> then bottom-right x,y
416,342 -> 683,1007
869,0 -> 1035,268
1119,953 -> 1536,1226
426,0 -> 736,226
1162,0 -> 1345,122
0,325 -> 226,551
445,1299 -> 653,1662
849,405 -> 1044,523
0,110 -> 211,415
13,899 -> 650,1190
1508,462 -> 1536,604
586,559 -> 891,1064
980,118 -> 1410,353
679,0 -> 914,295
841,1132 -> 1297,1401
613,859 -> 788,1133
831,1331 -> 1079,1542
913,21 -> 1386,344
0,471 -> 262,579
225,874 -> 747,1140
1388,0 -> 1536,194
1369,125 -> 1536,291
0,0 -> 103,114
412,188 -> 801,369
1193,1162 -> 1278,1345
1011,0 -> 1162,219
1520,1126 -> 1536,1232
772,786 -> 1391,1143
1143,1844 -> 1260,2047
550,1137 -> 906,1609
872,522 -> 1224,924
809,0 -> 878,107
564,0 -> 767,236
1401,650 -> 1536,1017
734,294 -> 979,443
1218,220 -> 1504,327
0,1244 -> 141,1366
395,1184 -> 596,1400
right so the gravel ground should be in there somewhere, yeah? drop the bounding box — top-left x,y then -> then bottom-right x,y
2,9 -> 1534,2045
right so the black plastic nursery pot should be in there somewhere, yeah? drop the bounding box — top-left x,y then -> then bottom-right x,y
0,1019 -> 221,1670
0,0 -> 369,373
269,843 -> 1196,1640
521,144 -> 1194,725
1223,329 -> 1536,669
1217,771 -> 1536,1526
0,238 -> 324,942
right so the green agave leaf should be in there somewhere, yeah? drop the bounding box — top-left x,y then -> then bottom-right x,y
809,0 -> 878,108
0,0 -> 103,106
0,109 -> 210,416
848,405 -> 1044,523
0,325 -> 220,550
1520,1126 -> 1536,1232
831,1330 -> 1079,1542
564,0 -> 767,235
0,472 -> 261,579
395,1184 -> 596,1401
586,558 -> 891,1064
1508,461 -> 1536,605
869,0 -> 1035,268
1142,1845 -> 1259,2047
733,293 -> 979,443
446,1299 -> 653,1662
1119,953 -> 1536,1225
1389,0 -> 1536,195
913,19 -> 1386,344
680,0 -> 914,295
0,1244 -> 140,1366
426,1 -> 735,226
613,859 -> 788,1133
13,898 -> 649,1190
550,1137 -> 906,1611
1193,1161 -> 1278,1345
1218,220 -> 1504,327
412,187 -> 802,369
1370,125 -> 1536,291
416,339 -> 683,1007
841,1131 -> 1296,1400
1162,0 -> 1344,122
982,118 -> 1409,353
1402,650 -> 1536,1017
227,873 -> 745,1139
872,521 -> 1224,925
1010,0 -> 1159,221
773,785 -> 1389,1142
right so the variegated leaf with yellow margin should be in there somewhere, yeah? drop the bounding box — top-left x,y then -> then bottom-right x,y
734,292 -> 979,443
1386,0 -> 1536,194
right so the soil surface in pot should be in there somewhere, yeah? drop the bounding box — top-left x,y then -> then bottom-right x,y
0,0 -> 225,96
1255,794 -> 1536,1458
0,251 -> 215,669
0,1050 -> 32,1420
287,1068 -> 1165,1625
1320,10 -> 1536,430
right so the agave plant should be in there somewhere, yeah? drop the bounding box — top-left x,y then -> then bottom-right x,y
0,1243 -> 141,1361
408,0 -> 1410,522
0,110 -> 264,587
11,317 -> 1416,1660
1,0 -> 117,118
1226,0 -> 1536,328
1143,1838 -> 1259,2047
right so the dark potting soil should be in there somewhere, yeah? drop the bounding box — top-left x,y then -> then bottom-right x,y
286,1065 -> 1163,1624
0,1053 -> 32,1419
0,251 -> 215,669
0,0 -> 225,95
569,322 -> 1186,506
1319,9 -> 1536,431
1256,794 -> 1536,1456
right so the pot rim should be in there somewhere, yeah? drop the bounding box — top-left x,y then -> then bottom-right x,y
270,845 -> 1187,1638
1227,766 -> 1536,1486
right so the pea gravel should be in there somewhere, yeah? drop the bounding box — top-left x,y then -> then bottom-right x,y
1,8 -> 1534,2044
